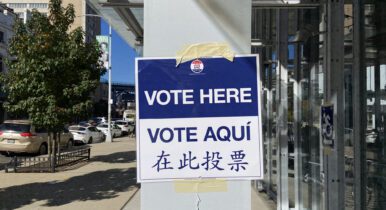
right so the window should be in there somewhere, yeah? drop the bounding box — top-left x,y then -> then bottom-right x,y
8,3 -> 27,9
15,12 -> 24,18
0,55 -> 3,72
0,123 -> 31,133
29,3 -> 48,9
363,2 -> 386,208
0,31 -> 4,43
69,126 -> 86,131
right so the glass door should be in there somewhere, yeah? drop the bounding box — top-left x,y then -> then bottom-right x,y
364,2 -> 386,209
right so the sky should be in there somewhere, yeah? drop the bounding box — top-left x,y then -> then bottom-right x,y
100,20 -> 137,85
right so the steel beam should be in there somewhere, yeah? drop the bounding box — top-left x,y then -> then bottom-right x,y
293,9 -> 303,210
266,9 -> 274,196
276,8 -> 289,210
252,0 -> 320,8
114,7 -> 143,43
323,0 -> 345,209
307,8 -> 322,210
100,0 -> 144,8
352,2 -> 366,209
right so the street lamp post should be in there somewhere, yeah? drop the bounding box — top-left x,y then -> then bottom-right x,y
78,14 -> 112,143
106,24 -> 112,143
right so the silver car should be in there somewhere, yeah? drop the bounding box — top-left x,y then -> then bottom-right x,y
114,120 -> 134,135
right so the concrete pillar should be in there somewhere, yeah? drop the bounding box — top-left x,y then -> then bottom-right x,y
142,1 -> 251,210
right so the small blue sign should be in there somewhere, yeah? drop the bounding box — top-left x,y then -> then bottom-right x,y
321,105 -> 334,147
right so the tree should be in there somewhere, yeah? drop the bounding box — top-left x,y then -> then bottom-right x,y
1,0 -> 105,163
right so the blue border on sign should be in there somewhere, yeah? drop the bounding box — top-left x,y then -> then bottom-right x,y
135,55 -> 264,182
137,56 -> 259,119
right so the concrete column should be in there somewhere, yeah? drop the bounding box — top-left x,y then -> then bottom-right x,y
142,1 -> 252,210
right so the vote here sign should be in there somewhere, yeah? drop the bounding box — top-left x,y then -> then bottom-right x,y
135,55 -> 263,182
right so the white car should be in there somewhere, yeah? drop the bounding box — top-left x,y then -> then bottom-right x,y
96,123 -> 122,138
90,117 -> 106,124
69,125 -> 105,144
114,120 -> 134,135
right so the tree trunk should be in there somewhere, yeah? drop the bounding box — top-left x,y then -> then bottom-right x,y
48,132 -> 55,172
52,132 -> 57,172
48,132 -> 51,158
58,132 -> 61,159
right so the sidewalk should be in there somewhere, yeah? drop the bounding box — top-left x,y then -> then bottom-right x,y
0,135 -> 276,210
123,184 -> 276,210
0,136 -> 138,210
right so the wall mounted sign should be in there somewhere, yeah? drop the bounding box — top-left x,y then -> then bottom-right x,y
136,55 -> 264,182
321,104 -> 334,148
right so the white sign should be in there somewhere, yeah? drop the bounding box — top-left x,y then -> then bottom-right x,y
136,56 -> 263,182
96,35 -> 109,69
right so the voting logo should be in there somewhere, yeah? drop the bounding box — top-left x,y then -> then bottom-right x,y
190,59 -> 204,73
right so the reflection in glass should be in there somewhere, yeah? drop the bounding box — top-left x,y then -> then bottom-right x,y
364,1 -> 386,210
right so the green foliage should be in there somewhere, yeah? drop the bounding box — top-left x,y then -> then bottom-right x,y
1,0 -> 105,132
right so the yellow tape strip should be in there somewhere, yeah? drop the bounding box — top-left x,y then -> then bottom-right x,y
174,179 -> 228,193
324,147 -> 332,155
175,42 -> 235,66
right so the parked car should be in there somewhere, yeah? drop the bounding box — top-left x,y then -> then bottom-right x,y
0,120 -> 74,155
123,110 -> 135,122
69,125 -> 105,144
112,118 -> 121,122
96,123 -> 122,138
114,120 -> 134,135
90,117 -> 106,124
78,121 -> 93,127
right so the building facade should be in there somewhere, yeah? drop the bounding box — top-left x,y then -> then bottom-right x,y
0,4 -> 15,73
87,0 -> 386,209
250,1 -> 386,210
92,81 -> 135,118
3,0 -> 100,42
0,4 -> 16,122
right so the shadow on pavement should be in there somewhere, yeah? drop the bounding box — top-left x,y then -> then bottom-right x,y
0,167 -> 137,209
91,151 -> 136,163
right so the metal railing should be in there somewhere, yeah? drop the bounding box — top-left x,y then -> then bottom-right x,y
56,146 -> 91,168
5,146 -> 90,173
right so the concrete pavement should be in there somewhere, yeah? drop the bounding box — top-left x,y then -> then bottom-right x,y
122,187 -> 276,210
1,135 -> 276,210
0,136 -> 138,210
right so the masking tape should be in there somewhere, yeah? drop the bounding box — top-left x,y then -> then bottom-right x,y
324,147 -> 332,155
175,42 -> 235,66
174,179 -> 228,193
